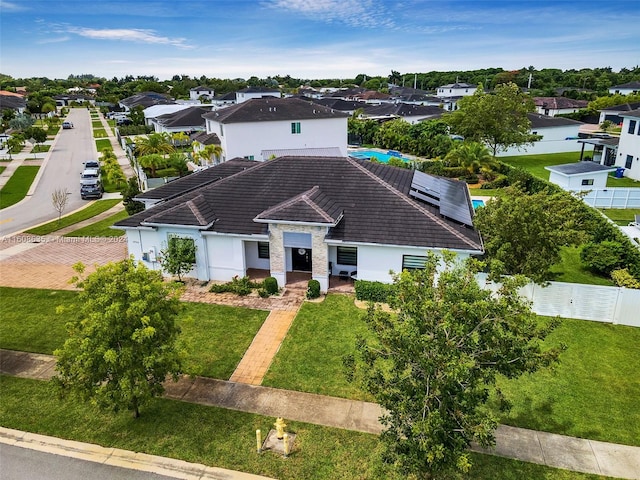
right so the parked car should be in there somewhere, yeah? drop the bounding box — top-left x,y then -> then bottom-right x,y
62,121 -> 74,129
83,160 -> 101,174
80,178 -> 103,199
80,167 -> 101,180
116,118 -> 133,126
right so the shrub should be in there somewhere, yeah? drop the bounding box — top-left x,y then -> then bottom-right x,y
417,160 -> 445,176
580,241 -> 628,275
263,276 -> 279,295
306,279 -> 321,299
463,174 -> 479,184
209,276 -> 261,296
481,174 -> 509,189
354,280 -> 396,303
611,269 -> 640,288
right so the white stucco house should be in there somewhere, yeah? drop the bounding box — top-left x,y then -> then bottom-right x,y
497,113 -> 583,156
533,97 -> 588,117
190,86 -> 215,101
436,82 -> 477,97
616,109 -> 640,181
201,97 -> 350,161
545,162 -> 616,190
235,87 -> 280,104
608,81 -> 640,96
114,156 -> 483,292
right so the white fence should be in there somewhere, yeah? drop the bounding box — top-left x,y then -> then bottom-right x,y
574,188 -> 640,209
477,274 -> 640,327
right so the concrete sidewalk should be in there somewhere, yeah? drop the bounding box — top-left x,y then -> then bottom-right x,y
1,349 -> 639,479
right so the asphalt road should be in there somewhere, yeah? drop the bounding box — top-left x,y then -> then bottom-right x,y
0,109 -> 98,236
0,443 -> 179,480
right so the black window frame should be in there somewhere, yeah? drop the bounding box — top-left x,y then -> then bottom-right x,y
625,155 -> 633,169
337,246 -> 357,266
258,242 -> 270,259
628,120 -> 637,135
581,179 -> 594,186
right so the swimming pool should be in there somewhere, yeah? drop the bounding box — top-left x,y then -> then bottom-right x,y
472,199 -> 485,209
349,150 -> 411,163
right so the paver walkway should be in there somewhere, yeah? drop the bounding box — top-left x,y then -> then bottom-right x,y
1,349 -> 639,480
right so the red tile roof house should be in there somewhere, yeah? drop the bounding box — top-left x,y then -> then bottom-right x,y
114,156 -> 483,292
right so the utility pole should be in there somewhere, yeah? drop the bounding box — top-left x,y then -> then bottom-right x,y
528,73 -> 533,89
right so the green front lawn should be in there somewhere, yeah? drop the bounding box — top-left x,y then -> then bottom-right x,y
0,166 -> 5,174
0,165 -> 39,209
491,318 -> 640,446
93,128 -> 107,138
0,376 -> 610,480
0,287 -> 268,380
25,199 -> 121,235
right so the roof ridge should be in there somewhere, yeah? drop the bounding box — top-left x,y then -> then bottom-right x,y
256,185 -> 337,223
346,158 -> 482,250
186,195 -> 208,225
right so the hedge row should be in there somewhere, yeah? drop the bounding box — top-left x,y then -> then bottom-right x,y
354,280 -> 397,303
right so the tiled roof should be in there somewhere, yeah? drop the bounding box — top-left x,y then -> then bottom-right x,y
362,103 -> 443,117
156,106 -> 208,128
191,131 -> 221,146
312,98 -> 367,111
118,156 -> 482,252
136,158 -> 257,201
619,108 -> 640,119
237,86 -> 281,94
0,94 -> 26,110
202,97 -> 349,124
261,147 -> 343,158
527,113 -> 583,128
612,81 -> 640,89
601,102 -> 640,112
534,97 -> 588,109
120,92 -> 174,108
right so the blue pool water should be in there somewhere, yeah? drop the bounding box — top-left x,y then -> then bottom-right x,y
350,150 -> 410,163
472,199 -> 485,209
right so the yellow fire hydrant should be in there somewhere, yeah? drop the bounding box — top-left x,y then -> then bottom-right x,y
274,417 -> 287,439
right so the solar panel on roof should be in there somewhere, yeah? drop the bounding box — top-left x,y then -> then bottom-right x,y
409,171 -> 473,227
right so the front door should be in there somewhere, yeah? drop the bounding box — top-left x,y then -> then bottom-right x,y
292,248 -> 312,271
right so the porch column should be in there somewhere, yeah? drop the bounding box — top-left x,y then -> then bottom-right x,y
268,228 -> 286,288
311,229 -> 329,293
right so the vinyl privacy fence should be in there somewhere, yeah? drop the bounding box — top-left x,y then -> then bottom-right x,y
476,274 -> 640,327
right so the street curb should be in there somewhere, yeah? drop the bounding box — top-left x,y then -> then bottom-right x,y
0,426 -> 274,480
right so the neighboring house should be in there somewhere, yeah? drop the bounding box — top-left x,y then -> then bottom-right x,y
191,131 -> 222,166
190,86 -> 215,101
598,102 -> 640,125
546,162 -> 616,190
150,106 -> 211,134
389,87 -> 438,105
496,113 -> 583,157
144,104 -> 192,127
119,92 -> 175,112
202,97 -> 349,161
114,156 -> 483,292
210,91 -> 237,107
0,91 -> 27,113
53,94 -> 96,106
311,98 -> 366,115
615,108 -> 640,181
235,86 -> 280,104
436,82 -> 477,97
577,137 -> 619,166
360,103 -> 444,124
608,81 -> 640,96
352,90 -> 392,105
533,97 -> 588,116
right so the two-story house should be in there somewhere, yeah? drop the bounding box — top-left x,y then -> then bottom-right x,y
616,109 -> 640,181
201,97 -> 349,161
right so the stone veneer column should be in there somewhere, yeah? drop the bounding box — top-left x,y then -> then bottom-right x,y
268,224 -> 329,292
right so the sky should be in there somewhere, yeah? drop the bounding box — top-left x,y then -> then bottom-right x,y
1,0 -> 639,81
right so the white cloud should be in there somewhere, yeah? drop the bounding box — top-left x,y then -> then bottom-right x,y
61,26 -> 193,49
36,36 -> 70,44
0,0 -> 28,12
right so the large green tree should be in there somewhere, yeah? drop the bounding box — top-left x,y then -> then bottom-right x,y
444,141 -> 495,174
473,186 -> 587,283
445,82 -> 540,156
346,252 -> 561,478
53,259 -> 184,418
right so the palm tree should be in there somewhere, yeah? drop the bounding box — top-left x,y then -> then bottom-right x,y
134,133 -> 175,158
444,141 -> 495,175
171,131 -> 190,148
193,143 -> 223,166
138,154 -> 164,178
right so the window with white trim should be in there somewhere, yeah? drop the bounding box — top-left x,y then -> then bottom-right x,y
402,255 -> 427,271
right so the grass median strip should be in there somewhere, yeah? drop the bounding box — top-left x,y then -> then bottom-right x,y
25,199 -> 121,235
63,210 -> 128,237
0,376 -> 612,480
0,165 -> 39,209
